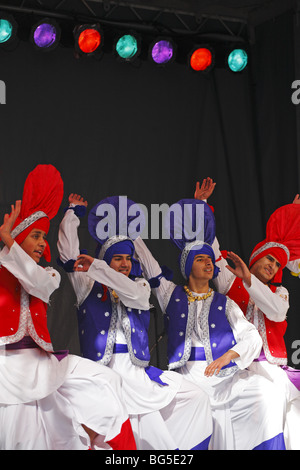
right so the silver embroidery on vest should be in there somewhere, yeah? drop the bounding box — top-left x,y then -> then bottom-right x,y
0,286 -> 53,351
120,303 -> 149,367
199,294 -> 238,377
99,290 -> 118,365
248,301 -> 287,366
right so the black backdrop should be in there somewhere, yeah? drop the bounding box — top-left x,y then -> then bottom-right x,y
0,10 -> 299,369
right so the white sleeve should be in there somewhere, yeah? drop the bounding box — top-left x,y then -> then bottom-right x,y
134,236 -> 176,312
57,207 -> 93,306
226,298 -> 262,369
87,259 -> 151,310
0,242 -> 60,303
212,237 -> 236,294
57,207 -> 81,262
243,274 -> 289,322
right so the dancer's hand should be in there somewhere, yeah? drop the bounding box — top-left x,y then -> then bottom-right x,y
194,177 -> 216,200
225,251 -> 252,287
68,193 -> 88,207
293,194 -> 300,204
73,254 -> 94,272
0,200 -> 21,248
204,350 -> 239,377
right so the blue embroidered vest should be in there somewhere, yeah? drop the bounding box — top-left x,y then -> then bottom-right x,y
165,285 -> 238,376
78,280 -> 151,367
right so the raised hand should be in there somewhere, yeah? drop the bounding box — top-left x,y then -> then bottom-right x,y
69,193 -> 88,207
293,194 -> 300,204
225,251 -> 251,287
73,254 -> 94,272
0,200 -> 22,248
194,177 -> 216,200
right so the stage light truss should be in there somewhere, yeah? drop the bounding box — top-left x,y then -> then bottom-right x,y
0,0 -> 250,72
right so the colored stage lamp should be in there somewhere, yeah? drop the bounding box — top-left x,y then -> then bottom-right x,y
74,24 -> 102,55
0,14 -> 17,45
0,19 -> 13,43
228,49 -> 248,72
115,34 -> 139,61
189,46 -> 214,72
149,38 -> 176,65
31,19 -> 60,51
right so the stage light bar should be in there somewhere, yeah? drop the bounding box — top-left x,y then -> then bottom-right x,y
227,48 -> 248,72
149,38 -> 176,66
0,13 -> 17,45
188,46 -> 214,72
115,33 -> 140,61
30,19 -> 61,51
74,24 -> 103,55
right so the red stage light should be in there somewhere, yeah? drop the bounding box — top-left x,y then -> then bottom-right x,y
189,47 -> 213,72
78,28 -> 101,54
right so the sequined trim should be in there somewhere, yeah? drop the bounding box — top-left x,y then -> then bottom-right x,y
99,290 -> 118,365
162,281 -> 177,313
249,242 -> 290,265
11,211 -> 48,239
169,300 -> 197,370
120,304 -> 149,367
98,235 -> 132,260
0,286 -> 53,352
245,300 -> 287,366
199,293 -> 238,377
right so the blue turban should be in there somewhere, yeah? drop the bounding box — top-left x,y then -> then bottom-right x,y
165,198 -> 219,280
99,236 -> 142,278
182,241 -> 220,280
88,196 -> 146,278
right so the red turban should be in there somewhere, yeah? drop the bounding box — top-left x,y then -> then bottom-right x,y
249,203 -> 300,291
10,164 -> 64,261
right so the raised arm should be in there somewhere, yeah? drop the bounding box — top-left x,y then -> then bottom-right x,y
0,200 -> 21,249
0,200 -> 60,302
57,193 -> 88,263
57,193 -> 93,306
226,251 -> 289,322
74,254 -> 151,311
134,236 -> 176,312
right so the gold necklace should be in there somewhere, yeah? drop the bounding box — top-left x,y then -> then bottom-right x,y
111,289 -> 119,302
184,285 -> 213,302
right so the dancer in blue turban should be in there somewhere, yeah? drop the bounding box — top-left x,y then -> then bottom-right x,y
57,193 -> 213,450
134,195 -> 286,450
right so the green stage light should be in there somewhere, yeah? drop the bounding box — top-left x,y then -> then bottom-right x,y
228,49 -> 248,72
116,34 -> 138,59
0,19 -> 12,43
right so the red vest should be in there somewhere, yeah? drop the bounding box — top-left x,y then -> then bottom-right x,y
227,277 -> 287,364
0,266 -> 53,351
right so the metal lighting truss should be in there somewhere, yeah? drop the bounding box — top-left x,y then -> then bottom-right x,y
0,0 -> 297,45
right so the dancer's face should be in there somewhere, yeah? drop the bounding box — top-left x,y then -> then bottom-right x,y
190,254 -> 214,281
20,229 -> 47,263
250,254 -> 281,284
110,254 -> 132,277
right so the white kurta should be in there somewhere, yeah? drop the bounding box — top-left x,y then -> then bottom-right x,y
57,208 -> 213,450
0,243 -> 132,450
134,236 -> 286,450
212,237 -> 300,450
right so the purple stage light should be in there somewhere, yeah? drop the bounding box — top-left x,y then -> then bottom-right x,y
151,39 -> 175,65
32,21 -> 60,50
